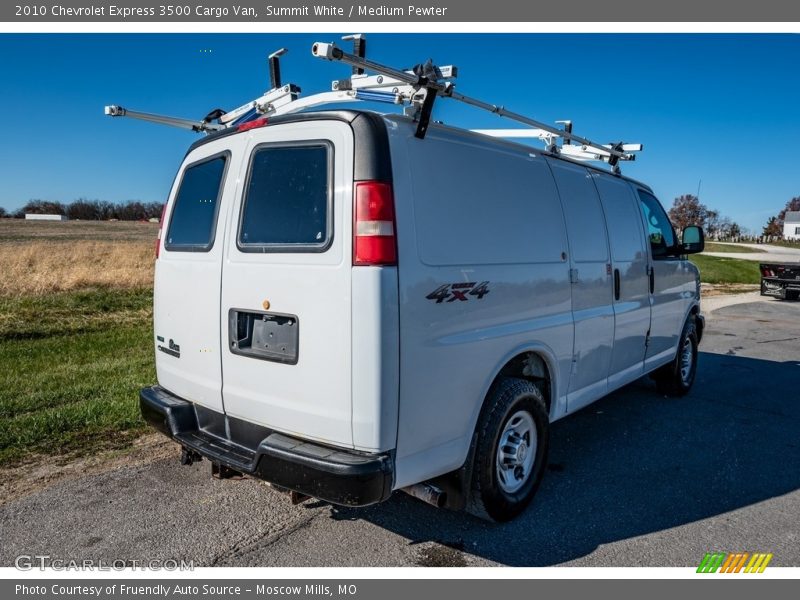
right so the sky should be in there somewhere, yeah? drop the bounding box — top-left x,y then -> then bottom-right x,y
0,33 -> 798,233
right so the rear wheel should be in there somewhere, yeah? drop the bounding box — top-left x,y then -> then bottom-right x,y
469,377 -> 549,522
653,316 -> 698,397
785,290 -> 799,301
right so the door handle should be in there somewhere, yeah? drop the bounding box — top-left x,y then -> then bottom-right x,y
649,266 -> 655,294
614,268 -> 621,301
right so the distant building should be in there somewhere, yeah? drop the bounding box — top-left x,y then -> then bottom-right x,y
25,214 -> 68,221
784,211 -> 800,240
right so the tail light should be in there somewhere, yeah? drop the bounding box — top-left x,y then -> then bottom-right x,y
353,181 -> 397,266
155,202 -> 167,259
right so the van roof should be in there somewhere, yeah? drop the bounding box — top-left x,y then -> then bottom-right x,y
187,109 -> 652,193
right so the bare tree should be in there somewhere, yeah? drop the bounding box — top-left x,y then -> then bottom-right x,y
668,194 -> 709,232
66,198 -> 100,220
22,199 -> 66,215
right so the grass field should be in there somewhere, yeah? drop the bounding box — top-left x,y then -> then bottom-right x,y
0,220 -> 156,467
0,289 -> 154,465
690,254 -> 762,285
703,242 -> 764,254
0,219 -> 158,244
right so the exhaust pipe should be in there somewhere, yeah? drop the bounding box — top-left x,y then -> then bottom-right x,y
402,483 -> 447,508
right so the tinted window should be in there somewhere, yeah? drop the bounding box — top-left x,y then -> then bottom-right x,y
165,155 -> 226,250
239,145 -> 330,249
638,190 -> 676,258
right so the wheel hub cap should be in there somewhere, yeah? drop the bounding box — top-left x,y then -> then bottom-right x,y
680,338 -> 693,384
496,410 -> 537,494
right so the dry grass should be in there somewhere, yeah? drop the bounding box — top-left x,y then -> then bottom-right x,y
0,240 -> 154,297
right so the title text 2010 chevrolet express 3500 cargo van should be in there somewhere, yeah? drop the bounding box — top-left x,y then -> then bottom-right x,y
133,43 -> 705,521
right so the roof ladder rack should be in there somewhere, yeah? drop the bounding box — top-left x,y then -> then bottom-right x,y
105,36 -> 642,174
311,39 -> 641,173
105,47 -> 302,133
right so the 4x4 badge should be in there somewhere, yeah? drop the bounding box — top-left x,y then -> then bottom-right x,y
426,281 -> 490,304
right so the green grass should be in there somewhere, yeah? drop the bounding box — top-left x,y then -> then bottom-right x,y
703,242 -> 764,254
689,254 -> 762,285
765,239 -> 800,250
0,288 -> 154,466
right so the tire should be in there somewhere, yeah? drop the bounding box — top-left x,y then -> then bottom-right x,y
469,377 -> 550,522
653,316 -> 698,397
786,290 -> 799,301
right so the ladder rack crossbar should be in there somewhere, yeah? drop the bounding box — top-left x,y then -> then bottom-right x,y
312,41 -> 635,164
104,105 -> 223,132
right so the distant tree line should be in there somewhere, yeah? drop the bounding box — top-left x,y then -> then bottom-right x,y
667,194 -> 743,240
0,199 -> 164,221
667,193 -> 800,242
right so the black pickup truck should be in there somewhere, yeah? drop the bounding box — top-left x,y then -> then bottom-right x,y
760,263 -> 800,300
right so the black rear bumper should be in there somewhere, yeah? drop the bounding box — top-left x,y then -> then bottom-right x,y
761,277 -> 800,298
140,386 -> 394,507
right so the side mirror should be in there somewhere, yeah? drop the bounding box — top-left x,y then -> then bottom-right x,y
681,225 -> 705,255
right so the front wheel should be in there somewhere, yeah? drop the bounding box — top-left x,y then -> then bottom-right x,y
469,377 -> 549,522
653,316 -> 698,397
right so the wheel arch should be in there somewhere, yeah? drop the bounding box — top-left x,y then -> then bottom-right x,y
687,302 -> 704,343
475,344 -> 559,429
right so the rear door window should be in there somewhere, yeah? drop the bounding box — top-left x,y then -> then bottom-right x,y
165,154 -> 228,251
238,143 -> 332,252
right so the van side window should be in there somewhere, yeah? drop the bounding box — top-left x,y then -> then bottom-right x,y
637,191 -> 676,258
165,155 -> 227,251
239,144 -> 331,251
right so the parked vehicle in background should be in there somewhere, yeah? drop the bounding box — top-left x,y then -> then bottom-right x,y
760,263 -> 800,300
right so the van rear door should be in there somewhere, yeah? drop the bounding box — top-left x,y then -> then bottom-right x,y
219,120 -> 356,449
154,135 -> 247,413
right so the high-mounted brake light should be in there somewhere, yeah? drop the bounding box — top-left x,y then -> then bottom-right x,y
353,181 -> 397,266
155,202 -> 167,259
238,117 -> 268,132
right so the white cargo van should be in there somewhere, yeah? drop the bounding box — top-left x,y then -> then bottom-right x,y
132,42 -> 706,521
